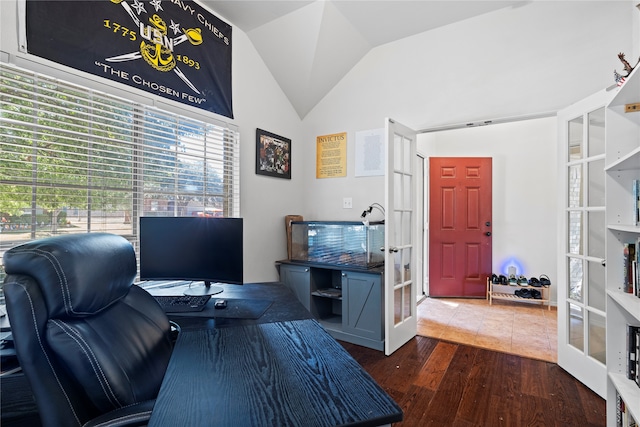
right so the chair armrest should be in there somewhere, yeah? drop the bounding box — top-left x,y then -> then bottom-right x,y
82,400 -> 155,427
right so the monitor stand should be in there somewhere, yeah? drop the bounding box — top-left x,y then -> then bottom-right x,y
183,281 -> 224,296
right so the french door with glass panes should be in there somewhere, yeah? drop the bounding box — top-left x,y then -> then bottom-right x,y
557,89 -> 613,398
384,118 -> 418,355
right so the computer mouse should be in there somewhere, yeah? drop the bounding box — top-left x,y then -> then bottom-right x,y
214,299 -> 227,309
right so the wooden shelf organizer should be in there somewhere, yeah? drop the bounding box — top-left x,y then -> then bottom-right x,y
486,278 -> 551,310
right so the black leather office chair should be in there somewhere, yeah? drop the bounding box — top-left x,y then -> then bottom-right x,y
2,233 -> 173,427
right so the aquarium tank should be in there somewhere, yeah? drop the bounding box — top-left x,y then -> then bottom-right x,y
290,221 -> 384,268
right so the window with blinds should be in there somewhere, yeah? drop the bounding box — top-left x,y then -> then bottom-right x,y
0,62 -> 240,286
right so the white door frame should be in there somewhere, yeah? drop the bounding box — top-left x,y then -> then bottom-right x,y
417,153 -> 426,300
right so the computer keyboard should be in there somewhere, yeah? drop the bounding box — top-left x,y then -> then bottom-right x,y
153,295 -> 212,313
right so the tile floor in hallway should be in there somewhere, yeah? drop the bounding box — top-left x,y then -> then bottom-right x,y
417,296 -> 557,363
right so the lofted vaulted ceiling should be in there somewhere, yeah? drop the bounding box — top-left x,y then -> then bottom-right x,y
201,1 -> 521,119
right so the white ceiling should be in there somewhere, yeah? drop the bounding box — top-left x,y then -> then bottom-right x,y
201,1 -> 521,118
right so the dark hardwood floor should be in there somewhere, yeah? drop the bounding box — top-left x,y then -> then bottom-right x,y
340,336 -> 606,427
2,335 -> 607,427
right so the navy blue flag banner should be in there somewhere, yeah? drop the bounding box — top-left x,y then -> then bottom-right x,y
26,0 -> 233,118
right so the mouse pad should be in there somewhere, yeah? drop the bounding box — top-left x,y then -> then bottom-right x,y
173,298 -> 273,320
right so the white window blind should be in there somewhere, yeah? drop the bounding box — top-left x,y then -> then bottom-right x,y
0,62 -> 240,285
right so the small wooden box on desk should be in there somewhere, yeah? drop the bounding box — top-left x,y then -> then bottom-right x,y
486,278 -> 550,310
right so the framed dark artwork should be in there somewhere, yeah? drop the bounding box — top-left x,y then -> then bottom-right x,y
256,128 -> 291,179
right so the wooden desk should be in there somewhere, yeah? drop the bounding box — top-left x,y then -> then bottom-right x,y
148,318 -> 402,427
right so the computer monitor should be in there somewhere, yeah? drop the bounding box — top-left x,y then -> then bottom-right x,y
139,216 -> 243,296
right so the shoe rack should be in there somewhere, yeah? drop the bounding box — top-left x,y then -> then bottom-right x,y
486,277 -> 551,310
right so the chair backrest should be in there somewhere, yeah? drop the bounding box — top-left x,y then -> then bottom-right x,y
3,233 -> 173,427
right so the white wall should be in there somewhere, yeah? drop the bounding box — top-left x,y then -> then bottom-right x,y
302,1 -> 633,220
0,0 -> 307,283
231,30 -> 307,282
300,1 -> 636,302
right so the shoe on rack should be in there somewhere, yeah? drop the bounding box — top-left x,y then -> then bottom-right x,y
491,274 -> 500,284
515,289 -> 532,298
539,274 -> 551,287
528,277 -> 542,287
499,274 -> 508,285
508,274 -> 518,286
517,275 -> 529,286
530,289 -> 542,299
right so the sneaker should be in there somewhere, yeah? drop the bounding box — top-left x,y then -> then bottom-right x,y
508,274 -> 518,286
530,289 -> 542,299
539,275 -> 551,287
517,275 -> 529,286
528,277 -> 542,287
515,289 -> 532,298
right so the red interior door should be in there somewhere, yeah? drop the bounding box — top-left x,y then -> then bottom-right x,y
429,157 -> 492,297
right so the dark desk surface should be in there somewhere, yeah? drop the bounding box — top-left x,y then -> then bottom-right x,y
148,318 -> 402,427
144,281 -> 402,427
144,281 -> 313,330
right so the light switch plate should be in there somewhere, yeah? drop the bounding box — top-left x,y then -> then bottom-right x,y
343,197 -> 353,209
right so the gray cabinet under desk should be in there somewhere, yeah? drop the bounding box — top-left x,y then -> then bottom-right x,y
277,261 -> 384,351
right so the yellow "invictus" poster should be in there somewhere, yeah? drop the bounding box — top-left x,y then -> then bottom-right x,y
316,132 -> 347,178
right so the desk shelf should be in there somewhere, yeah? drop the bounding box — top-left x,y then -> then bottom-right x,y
312,289 -> 342,299
318,315 -> 342,328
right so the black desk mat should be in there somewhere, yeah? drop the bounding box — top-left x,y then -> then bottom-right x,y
170,298 -> 273,320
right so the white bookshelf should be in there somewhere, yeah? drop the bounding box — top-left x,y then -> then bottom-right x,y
605,65 -> 640,427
